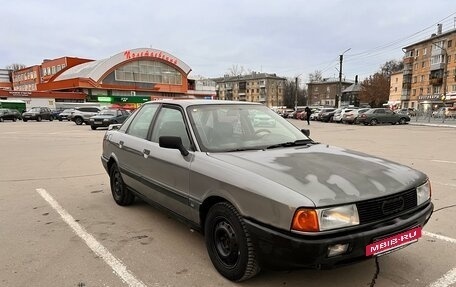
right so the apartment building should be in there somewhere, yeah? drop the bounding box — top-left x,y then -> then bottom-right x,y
0,69 -> 12,90
388,71 -> 403,108
214,73 -> 285,107
307,77 -> 353,107
401,24 -> 456,111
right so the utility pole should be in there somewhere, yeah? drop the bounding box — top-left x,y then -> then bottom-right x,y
294,76 -> 298,111
338,48 -> 351,108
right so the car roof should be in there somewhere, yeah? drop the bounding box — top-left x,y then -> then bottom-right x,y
143,99 -> 262,108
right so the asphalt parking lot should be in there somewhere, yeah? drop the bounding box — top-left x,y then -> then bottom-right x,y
0,120 -> 455,287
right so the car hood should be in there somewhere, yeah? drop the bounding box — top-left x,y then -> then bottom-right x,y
208,144 -> 426,207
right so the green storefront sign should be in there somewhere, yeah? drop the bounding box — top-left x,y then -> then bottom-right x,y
94,96 -> 150,103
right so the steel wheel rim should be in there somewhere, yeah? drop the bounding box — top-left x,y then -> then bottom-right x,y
214,220 -> 239,267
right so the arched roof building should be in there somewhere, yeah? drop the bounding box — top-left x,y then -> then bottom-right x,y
37,48 -> 193,106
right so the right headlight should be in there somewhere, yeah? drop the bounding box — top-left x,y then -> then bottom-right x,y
291,204 -> 360,233
416,180 -> 431,205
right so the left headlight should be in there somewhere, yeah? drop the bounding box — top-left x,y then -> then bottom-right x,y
416,180 -> 431,205
291,204 -> 359,233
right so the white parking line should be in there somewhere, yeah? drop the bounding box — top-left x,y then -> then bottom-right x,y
423,231 -> 456,244
36,188 -> 146,287
429,267 -> 456,287
424,231 -> 456,287
431,160 -> 456,164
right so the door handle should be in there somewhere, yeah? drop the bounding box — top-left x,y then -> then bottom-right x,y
119,140 -> 124,148
143,149 -> 150,158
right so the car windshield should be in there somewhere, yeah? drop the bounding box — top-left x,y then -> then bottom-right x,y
98,110 -> 117,116
187,104 -> 311,152
28,107 -> 40,112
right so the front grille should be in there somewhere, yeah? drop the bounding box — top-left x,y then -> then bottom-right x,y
356,188 -> 417,224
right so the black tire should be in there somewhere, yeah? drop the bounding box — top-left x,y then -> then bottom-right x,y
370,119 -> 378,126
0,118 -> 3,122
109,163 -> 135,206
91,125 -> 97,130
74,117 -> 83,125
399,118 -> 407,125
49,116 -> 54,121
13,118 -> 17,122
37,116 -> 42,122
23,119 -> 27,122
204,202 -> 260,282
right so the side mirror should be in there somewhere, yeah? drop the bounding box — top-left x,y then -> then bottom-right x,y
159,136 -> 189,156
301,129 -> 310,137
108,124 -> 122,131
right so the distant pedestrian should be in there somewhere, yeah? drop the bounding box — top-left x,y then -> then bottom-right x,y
304,106 -> 312,125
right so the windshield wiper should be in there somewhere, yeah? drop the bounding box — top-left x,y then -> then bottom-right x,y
266,139 -> 313,149
225,147 -> 264,152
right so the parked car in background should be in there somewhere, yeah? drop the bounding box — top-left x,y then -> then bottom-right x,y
432,107 -> 456,119
357,108 -> 410,125
397,108 -> 417,117
333,108 -> 356,123
101,100 -> 433,282
0,108 -> 21,122
342,108 -> 370,124
315,108 -> 336,121
89,109 -> 130,129
57,108 -> 75,121
51,108 -> 65,119
22,107 -> 54,122
70,106 -> 102,125
253,113 -> 276,127
320,108 -> 339,122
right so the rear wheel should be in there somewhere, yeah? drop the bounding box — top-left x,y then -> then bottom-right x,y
37,116 -> 42,122
0,118 -> 3,122
49,116 -> 54,121
74,117 -> 83,125
109,163 -> 135,206
91,125 -> 97,130
399,117 -> 407,125
23,119 -> 28,122
204,202 -> 260,282
12,118 -> 17,122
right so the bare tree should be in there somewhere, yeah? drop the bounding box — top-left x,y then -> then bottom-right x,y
308,70 -> 323,83
380,60 -> 403,76
227,64 -> 246,76
5,63 -> 26,71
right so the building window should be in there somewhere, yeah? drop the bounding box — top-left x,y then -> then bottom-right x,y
413,76 -> 417,83
448,40 -> 452,48
427,87 -> 431,94
433,86 -> 441,94
423,48 -> 427,55
394,87 -> 397,92
51,66 -> 56,74
412,89 -> 416,96
448,55 -> 452,63
56,65 -> 61,72
115,60 -> 182,85
422,61 -> 425,68
420,88 -> 423,95
414,63 -> 418,70
420,75 -> 424,82
452,84 -> 456,92
47,67 -> 51,75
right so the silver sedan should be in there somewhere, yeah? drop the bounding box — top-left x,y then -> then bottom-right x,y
101,100 -> 433,281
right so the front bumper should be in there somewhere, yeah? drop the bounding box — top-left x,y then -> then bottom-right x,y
244,202 -> 433,269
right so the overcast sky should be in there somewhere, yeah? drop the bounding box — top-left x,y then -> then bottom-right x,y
1,1 -> 455,83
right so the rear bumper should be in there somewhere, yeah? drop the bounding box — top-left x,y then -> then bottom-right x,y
244,202 -> 433,269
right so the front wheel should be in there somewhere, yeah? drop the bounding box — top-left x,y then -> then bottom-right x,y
37,116 -> 42,122
399,118 -> 407,125
370,119 -> 378,126
109,163 -> 135,206
91,125 -> 97,130
204,202 -> 260,282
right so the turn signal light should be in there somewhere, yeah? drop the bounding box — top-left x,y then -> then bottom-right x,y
291,208 -> 319,232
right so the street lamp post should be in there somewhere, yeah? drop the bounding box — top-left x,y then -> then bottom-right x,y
338,48 -> 351,108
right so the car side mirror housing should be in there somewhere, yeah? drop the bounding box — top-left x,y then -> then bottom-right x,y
108,124 -> 122,131
301,129 -> 310,137
159,136 -> 189,156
